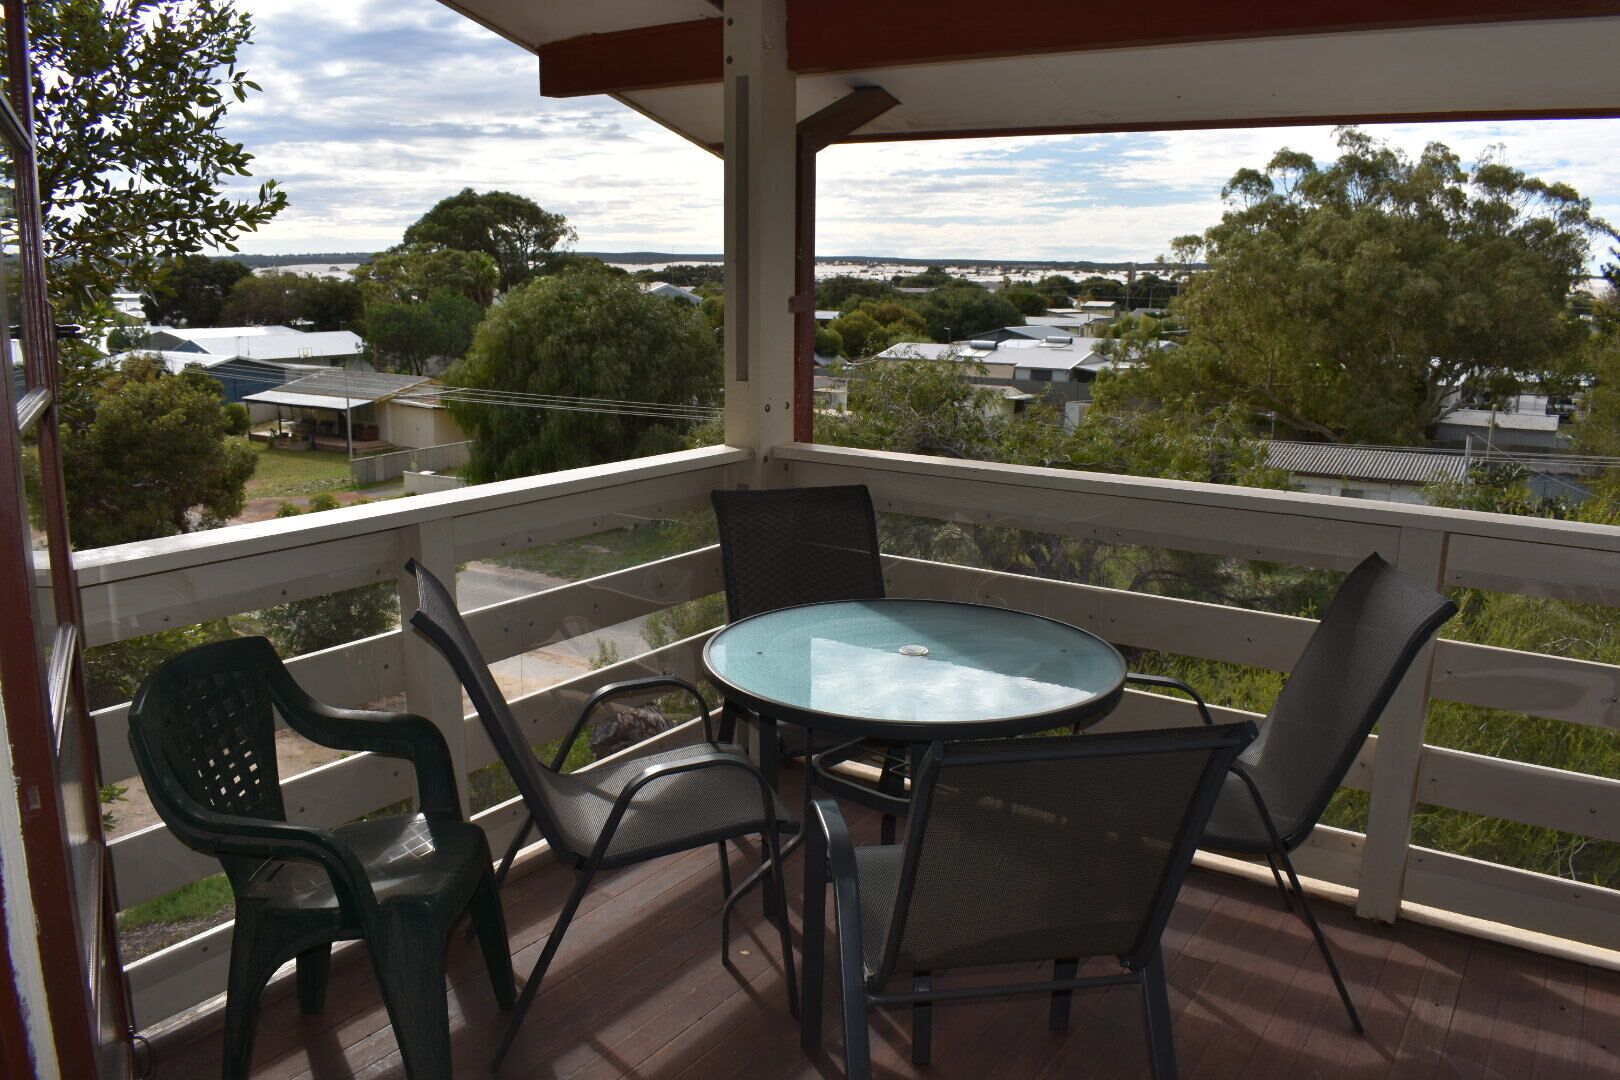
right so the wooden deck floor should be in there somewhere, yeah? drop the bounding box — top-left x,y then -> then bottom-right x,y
155,770 -> 1620,1079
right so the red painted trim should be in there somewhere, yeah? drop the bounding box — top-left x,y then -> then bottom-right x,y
539,19 -> 722,98
1,2 -> 130,1072
788,0 -> 1620,74
831,106 -> 1620,145
536,3 -> 1620,97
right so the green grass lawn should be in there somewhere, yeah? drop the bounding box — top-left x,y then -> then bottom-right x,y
492,517 -> 703,581
238,438 -> 357,499
118,873 -> 233,934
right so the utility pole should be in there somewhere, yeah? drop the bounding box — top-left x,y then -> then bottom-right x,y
343,367 -> 354,460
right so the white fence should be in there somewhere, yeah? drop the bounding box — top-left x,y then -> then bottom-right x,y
348,439 -> 475,485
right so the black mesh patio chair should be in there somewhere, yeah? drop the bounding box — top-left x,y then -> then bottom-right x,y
1166,552 -> 1456,1033
128,636 -> 515,1080
404,559 -> 798,1070
802,723 -> 1257,1079
711,485 -> 910,836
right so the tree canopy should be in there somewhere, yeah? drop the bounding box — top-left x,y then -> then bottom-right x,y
29,0 -> 285,313
401,188 -> 574,292
140,255 -> 252,326
61,355 -> 257,547
1130,128 -> 1616,445
352,243 -> 500,308
365,288 -> 484,376
446,265 -> 720,481
218,272 -> 362,331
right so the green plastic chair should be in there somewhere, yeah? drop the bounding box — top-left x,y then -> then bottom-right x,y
128,636 -> 515,1080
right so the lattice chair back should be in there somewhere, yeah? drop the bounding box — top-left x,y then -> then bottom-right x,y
405,559 -> 574,854
872,724 -> 1254,985
711,485 -> 885,622
1239,553 -> 1456,846
128,636 -> 295,884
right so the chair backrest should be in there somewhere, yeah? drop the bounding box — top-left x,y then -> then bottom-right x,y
130,636 -> 290,824
710,485 -> 885,622
129,636 -> 301,884
404,559 -> 573,854
872,723 -> 1255,983
1243,552 -> 1457,846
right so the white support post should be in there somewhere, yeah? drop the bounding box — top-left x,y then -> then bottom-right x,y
1356,527 -> 1448,922
396,519 -> 470,817
722,0 -> 797,489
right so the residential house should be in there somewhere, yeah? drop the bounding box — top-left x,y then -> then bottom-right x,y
1433,408 -> 1568,453
104,349 -> 326,406
138,324 -> 368,366
244,370 -> 467,452
642,281 -> 703,304
1267,441 -> 1468,504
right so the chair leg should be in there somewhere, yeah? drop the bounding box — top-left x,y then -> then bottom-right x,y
1140,951 -> 1178,1080
295,945 -> 331,1015
878,745 -> 905,846
912,972 -> 933,1065
1277,846 -> 1365,1034
493,868 -> 593,1070
469,870 -> 517,1010
801,829 -> 828,1052
1265,852 -> 1296,913
370,912 -> 453,1080
757,716 -> 779,915
717,840 -> 735,962
220,915 -> 280,1080
1050,958 -> 1078,1031
468,814 -> 535,942
492,815 -> 534,891
765,825 -> 800,1019
841,961 -> 873,1080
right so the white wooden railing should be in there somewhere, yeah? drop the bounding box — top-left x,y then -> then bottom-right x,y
82,446 -> 748,1027
80,441 -> 1620,1030
779,442 -> 1620,956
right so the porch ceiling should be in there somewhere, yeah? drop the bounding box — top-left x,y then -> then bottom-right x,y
438,2 -> 1620,149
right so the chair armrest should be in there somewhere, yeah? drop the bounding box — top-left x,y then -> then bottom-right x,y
162,799 -> 379,918
267,672 -> 463,817
552,676 -> 714,771
585,749 -> 779,869
1125,672 -> 1216,726
810,798 -> 861,896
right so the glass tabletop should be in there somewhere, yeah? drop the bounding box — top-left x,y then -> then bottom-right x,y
703,599 -> 1126,739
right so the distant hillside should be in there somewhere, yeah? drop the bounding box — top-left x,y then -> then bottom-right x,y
230,252 -> 373,268
580,251 -> 1197,272
226,250 -> 1200,273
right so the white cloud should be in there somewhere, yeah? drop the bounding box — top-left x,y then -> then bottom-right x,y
221,0 -> 1620,266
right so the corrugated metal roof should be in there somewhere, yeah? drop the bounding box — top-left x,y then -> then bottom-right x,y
186,331 -> 364,361
243,389 -> 360,411
1266,441 -> 1468,485
246,370 -> 431,406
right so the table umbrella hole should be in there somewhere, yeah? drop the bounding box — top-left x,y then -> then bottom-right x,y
898,644 -> 929,657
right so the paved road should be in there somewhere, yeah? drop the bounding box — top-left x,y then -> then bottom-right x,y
458,560 -> 657,698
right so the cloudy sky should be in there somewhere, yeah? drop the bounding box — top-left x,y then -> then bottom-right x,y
220,0 -> 1620,266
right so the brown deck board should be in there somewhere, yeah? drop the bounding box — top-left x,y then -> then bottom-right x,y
153,767 -> 1620,1080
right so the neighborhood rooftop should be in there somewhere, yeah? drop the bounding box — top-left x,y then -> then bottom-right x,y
1265,440 -> 1471,487
244,369 -> 434,410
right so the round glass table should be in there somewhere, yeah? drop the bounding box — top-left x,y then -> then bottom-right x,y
703,598 -> 1127,743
